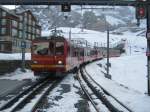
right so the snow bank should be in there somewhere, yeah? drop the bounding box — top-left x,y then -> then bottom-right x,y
0,53 -> 31,60
0,68 -> 36,81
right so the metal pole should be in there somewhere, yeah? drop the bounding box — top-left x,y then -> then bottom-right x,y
81,5 -> 84,32
104,14 -> 111,79
69,27 -> 71,56
106,22 -> 110,79
130,45 -> 131,55
21,14 -> 26,72
147,1 -> 150,95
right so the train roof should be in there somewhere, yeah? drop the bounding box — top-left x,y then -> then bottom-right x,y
33,36 -> 66,41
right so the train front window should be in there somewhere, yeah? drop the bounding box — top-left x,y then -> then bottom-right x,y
55,41 -> 64,55
32,42 -> 49,55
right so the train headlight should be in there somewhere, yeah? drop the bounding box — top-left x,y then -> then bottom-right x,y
33,61 -> 38,64
58,60 -> 63,64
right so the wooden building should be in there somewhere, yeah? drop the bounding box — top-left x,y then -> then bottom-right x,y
0,6 -> 41,53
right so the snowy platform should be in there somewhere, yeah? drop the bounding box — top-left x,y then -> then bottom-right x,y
0,69 -> 37,108
0,69 -> 36,98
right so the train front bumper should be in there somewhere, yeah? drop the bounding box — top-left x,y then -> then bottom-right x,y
31,64 -> 67,72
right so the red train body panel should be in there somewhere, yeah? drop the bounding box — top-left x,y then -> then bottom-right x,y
31,35 -> 118,76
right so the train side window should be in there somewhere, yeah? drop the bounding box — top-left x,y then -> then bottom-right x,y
86,49 -> 90,56
80,50 -> 84,56
73,50 -> 78,57
68,46 -> 70,56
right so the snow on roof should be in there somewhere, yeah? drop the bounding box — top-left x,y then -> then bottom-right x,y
2,5 -> 16,10
41,30 -> 50,37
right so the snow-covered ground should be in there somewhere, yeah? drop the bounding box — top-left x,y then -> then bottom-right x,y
86,60 -> 150,112
0,27 -> 149,111
0,53 -> 31,60
0,68 -> 36,81
44,74 -> 83,112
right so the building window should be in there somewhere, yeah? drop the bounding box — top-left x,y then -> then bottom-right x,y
29,15 -> 32,25
1,28 -> 6,35
12,39 -> 15,46
15,40 -> 18,47
25,25 -> 28,31
25,33 -> 27,39
26,42 -> 30,48
0,9 -> 2,17
19,41 -> 21,47
17,40 -> 20,47
28,26 -> 31,32
32,27 -> 35,34
36,34 -> 40,38
12,29 -> 18,37
19,31 -> 22,38
1,19 -> 7,25
24,13 -> 27,17
13,39 -> 17,46
33,21 -> 35,26
12,20 -> 18,27
32,35 -> 35,40
29,14 -> 31,19
19,23 -> 23,29
29,34 -> 32,39
29,19 -> 32,25
24,17 -> 27,23
19,16 -> 23,21
2,11 -> 6,17
36,29 -> 40,34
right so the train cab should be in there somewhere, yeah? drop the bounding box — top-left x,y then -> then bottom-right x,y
31,36 -> 68,76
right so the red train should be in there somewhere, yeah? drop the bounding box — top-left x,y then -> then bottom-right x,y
31,35 -> 102,76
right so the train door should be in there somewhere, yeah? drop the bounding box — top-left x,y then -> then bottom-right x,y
44,40 -> 55,67
54,41 -> 65,66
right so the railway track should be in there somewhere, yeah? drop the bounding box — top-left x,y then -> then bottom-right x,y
0,77 -> 63,112
78,65 -> 133,112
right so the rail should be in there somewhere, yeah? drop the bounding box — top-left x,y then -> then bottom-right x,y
78,64 -> 133,112
0,76 -> 63,112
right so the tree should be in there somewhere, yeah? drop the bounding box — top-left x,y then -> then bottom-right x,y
82,11 -> 98,29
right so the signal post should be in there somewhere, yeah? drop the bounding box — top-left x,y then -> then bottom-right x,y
147,0 -> 150,95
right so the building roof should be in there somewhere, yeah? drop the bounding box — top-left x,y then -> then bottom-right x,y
16,10 -> 37,21
0,5 -> 18,17
0,5 -> 41,29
